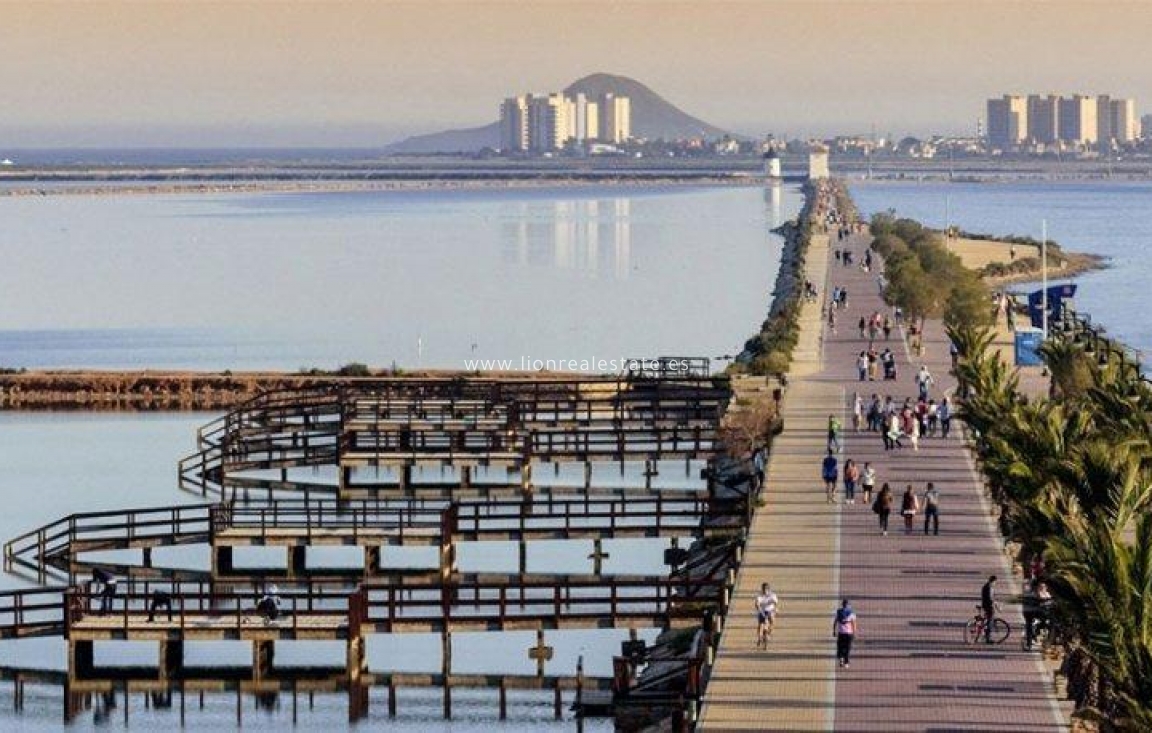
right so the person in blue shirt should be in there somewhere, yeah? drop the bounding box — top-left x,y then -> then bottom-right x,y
822,449 -> 839,503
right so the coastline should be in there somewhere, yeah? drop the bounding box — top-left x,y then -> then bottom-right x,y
0,367 -> 591,411
0,174 -> 760,198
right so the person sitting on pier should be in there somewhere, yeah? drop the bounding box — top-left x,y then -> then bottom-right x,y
255,585 -> 282,624
91,568 -> 117,615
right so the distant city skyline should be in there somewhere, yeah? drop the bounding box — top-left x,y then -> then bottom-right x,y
6,1 -> 1152,147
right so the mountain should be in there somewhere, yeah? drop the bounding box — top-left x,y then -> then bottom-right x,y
385,122 -> 500,155
385,72 -> 732,153
563,73 -> 729,140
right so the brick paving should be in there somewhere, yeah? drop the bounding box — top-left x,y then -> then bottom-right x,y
700,231 -> 1066,731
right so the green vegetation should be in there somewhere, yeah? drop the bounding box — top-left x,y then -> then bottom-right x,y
952,321 -> 1152,729
869,213 -> 993,329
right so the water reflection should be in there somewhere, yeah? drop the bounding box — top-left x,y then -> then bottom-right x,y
502,199 -> 632,279
764,184 -> 783,229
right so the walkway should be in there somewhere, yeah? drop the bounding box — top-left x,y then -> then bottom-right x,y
700,231 -> 1066,731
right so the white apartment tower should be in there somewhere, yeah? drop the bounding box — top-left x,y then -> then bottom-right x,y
986,95 -> 1028,149
569,93 -> 600,142
1058,95 -> 1098,145
600,94 -> 632,144
499,90 -> 632,152
499,96 -> 530,152
1108,98 -> 1138,143
1026,94 -> 1060,144
528,94 -> 571,152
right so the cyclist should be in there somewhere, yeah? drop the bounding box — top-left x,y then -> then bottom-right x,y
754,583 -> 779,649
980,575 -> 998,643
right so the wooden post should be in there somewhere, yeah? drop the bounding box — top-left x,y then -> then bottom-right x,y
576,655 -> 585,733
365,545 -> 381,577
441,630 -> 452,719
69,640 -> 95,680
213,546 -> 234,577
388,680 -> 397,717
498,680 -> 507,720
584,461 -> 593,489
290,546 -> 307,578
159,640 -> 183,681
253,639 -> 274,681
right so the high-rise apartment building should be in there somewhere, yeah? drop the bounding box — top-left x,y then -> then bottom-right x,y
1058,95 -> 1098,145
499,91 -> 630,152
600,94 -> 632,144
986,95 -> 1028,149
528,94 -> 571,152
499,96 -> 530,152
569,93 -> 600,142
1026,94 -> 1060,144
1108,98 -> 1138,143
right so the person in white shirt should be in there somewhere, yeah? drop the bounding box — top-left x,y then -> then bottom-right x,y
755,583 -> 780,649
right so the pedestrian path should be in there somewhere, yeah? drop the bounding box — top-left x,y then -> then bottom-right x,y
700,230 -> 1066,731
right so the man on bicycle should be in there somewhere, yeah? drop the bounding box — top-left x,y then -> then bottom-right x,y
755,583 -> 779,649
980,575 -> 998,643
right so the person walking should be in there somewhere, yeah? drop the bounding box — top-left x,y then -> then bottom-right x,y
860,462 -> 876,505
822,449 -> 839,504
939,397 -> 953,439
882,315 -> 892,341
922,482 -> 940,535
852,393 -> 863,432
915,365 -> 934,402
833,599 -> 858,668
873,483 -> 893,535
827,415 -> 842,453
901,484 -> 919,534
856,352 -> 868,382
843,459 -> 859,505
858,316 -> 866,340
755,583 -> 779,649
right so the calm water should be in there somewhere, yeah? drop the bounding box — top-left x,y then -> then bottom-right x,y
0,413 -> 680,729
851,181 -> 1152,359
0,184 -> 798,371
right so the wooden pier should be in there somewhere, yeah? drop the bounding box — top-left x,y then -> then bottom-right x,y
177,367 -> 730,500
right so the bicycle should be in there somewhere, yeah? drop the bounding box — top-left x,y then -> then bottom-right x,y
964,604 -> 1010,645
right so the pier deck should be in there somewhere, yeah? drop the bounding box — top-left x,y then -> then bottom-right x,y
700,230 -> 1066,731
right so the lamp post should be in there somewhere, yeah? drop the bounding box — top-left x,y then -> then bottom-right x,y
1041,220 -> 1048,339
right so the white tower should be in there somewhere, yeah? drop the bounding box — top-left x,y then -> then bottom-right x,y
763,149 -> 782,180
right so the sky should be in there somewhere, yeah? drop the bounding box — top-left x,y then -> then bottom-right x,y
4,0 -> 1152,148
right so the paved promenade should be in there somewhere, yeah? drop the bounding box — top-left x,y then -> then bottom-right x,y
700,231 -> 1065,731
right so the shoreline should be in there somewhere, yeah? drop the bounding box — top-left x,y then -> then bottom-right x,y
0,175 -> 761,198
0,367 -> 593,411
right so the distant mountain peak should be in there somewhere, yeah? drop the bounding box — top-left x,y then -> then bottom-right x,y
563,72 -> 729,141
386,73 -> 732,154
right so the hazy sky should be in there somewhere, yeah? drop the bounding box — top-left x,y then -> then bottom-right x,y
5,0 -> 1152,147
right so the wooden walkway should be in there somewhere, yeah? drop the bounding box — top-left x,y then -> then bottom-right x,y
700,231 -> 1067,731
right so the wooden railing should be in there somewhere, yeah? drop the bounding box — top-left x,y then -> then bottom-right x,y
4,504 -> 215,582
358,577 -> 728,631
0,587 -> 67,639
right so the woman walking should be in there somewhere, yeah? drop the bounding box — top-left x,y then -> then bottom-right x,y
851,393 -> 863,432
901,484 -> 920,534
843,459 -> 859,505
833,599 -> 858,668
874,483 -> 893,535
861,462 -> 876,504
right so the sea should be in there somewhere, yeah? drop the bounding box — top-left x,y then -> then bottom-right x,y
0,183 -> 798,730
0,184 -> 797,372
850,180 -> 1152,359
